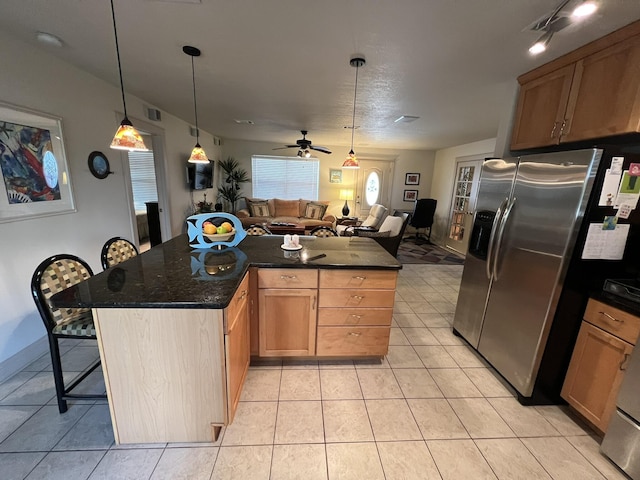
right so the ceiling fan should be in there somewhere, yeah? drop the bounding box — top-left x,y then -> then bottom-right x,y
273,130 -> 332,157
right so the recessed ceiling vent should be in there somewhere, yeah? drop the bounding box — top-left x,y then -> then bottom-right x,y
394,115 -> 420,123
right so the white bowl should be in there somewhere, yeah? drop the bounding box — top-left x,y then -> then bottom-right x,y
203,228 -> 236,242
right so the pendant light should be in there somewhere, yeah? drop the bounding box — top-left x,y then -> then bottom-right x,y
184,45 -> 209,164
109,0 -> 147,151
342,56 -> 365,169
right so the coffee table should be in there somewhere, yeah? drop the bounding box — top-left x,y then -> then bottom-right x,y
267,222 -> 306,235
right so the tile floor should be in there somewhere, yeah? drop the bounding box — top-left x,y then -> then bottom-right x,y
0,264 -> 629,479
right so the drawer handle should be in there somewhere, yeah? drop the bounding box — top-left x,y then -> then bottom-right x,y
353,276 -> 367,280
558,119 -> 567,138
621,353 -> 631,371
280,275 -> 297,280
348,332 -> 362,337
550,121 -> 559,139
351,295 -> 364,300
599,311 -> 623,323
239,290 -> 247,300
312,295 -> 316,310
350,314 -> 362,319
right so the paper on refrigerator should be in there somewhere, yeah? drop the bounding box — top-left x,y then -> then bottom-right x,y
581,223 -> 630,260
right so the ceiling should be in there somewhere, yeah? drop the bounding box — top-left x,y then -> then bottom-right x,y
1,0 -> 639,151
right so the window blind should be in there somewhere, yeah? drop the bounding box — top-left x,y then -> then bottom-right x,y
251,155 -> 319,200
128,151 -> 158,211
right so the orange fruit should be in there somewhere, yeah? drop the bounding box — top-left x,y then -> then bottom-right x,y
221,222 -> 233,232
203,223 -> 217,234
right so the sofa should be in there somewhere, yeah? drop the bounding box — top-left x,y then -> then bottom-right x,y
236,198 -> 336,231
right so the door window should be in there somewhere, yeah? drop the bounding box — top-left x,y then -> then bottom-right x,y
365,172 -> 380,206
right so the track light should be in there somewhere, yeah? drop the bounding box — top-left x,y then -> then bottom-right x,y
529,30 -> 554,55
573,1 -> 598,17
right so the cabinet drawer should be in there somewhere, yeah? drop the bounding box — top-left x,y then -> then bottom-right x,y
225,273 -> 249,334
319,289 -> 395,308
258,268 -> 318,289
318,308 -> 392,326
319,269 -> 397,289
584,299 -> 640,345
316,326 -> 390,356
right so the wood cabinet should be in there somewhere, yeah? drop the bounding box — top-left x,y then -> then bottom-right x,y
511,21 -> 640,151
317,269 -> 396,357
562,298 -> 640,433
258,269 -> 318,356
225,273 -> 250,423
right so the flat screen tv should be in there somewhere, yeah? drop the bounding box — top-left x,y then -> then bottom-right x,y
187,160 -> 214,190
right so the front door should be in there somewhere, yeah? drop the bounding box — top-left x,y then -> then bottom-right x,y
353,160 -> 393,218
445,158 -> 482,255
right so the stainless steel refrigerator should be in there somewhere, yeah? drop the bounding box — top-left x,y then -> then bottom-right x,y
453,148 -> 602,398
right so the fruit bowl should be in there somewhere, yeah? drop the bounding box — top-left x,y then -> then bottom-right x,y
203,228 -> 236,242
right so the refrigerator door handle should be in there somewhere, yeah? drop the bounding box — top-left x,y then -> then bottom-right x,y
486,197 -> 509,281
492,197 -> 516,281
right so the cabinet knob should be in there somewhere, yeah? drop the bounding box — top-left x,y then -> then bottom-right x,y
599,311 -> 623,323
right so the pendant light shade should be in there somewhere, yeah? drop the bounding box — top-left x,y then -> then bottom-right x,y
109,0 -> 148,152
343,56 -> 365,169
184,45 -> 209,164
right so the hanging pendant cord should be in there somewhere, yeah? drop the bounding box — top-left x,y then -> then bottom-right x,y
191,55 -> 200,144
350,63 -> 359,151
110,0 -> 128,119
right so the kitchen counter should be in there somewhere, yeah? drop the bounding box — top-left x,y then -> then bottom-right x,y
52,233 -> 401,310
50,234 -> 401,444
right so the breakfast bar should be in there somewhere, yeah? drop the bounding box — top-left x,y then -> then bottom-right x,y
52,234 -> 401,444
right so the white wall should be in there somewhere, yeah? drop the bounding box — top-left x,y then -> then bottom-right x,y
221,139 -> 435,218
0,32 -> 217,374
430,138 -> 497,245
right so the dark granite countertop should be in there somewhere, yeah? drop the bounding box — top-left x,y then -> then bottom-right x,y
52,234 -> 401,310
590,291 -> 640,317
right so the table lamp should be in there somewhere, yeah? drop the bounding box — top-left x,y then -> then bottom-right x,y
339,189 -> 354,217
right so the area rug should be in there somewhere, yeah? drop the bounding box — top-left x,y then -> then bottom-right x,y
397,237 -> 465,265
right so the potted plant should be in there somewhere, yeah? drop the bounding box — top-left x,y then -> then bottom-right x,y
218,157 -> 250,213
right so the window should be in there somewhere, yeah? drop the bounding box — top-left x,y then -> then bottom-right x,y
128,151 -> 158,211
251,155 -> 319,199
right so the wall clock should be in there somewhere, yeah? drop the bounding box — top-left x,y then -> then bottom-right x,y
88,151 -> 112,179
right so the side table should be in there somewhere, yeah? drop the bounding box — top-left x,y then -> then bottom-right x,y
337,217 -> 361,227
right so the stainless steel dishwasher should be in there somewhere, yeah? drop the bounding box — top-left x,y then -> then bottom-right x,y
601,343 -> 640,479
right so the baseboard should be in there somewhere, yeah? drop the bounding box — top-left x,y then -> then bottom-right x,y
0,336 -> 48,383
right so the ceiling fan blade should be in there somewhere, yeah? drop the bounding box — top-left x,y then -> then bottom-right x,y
272,145 -> 297,150
310,145 -> 332,154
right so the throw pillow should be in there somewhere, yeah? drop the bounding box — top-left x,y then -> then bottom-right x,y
304,202 -> 328,220
248,200 -> 270,217
358,230 -> 391,238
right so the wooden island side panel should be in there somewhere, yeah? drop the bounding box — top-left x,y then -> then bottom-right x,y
94,308 -> 227,444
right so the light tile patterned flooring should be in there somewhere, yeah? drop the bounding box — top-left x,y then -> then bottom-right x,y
0,264 -> 629,479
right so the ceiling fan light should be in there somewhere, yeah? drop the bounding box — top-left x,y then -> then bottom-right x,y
110,118 -> 148,151
572,1 -> 598,17
188,143 -> 209,164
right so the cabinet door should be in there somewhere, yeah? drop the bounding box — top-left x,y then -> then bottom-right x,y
562,36 -> 640,143
225,297 -> 250,423
510,65 -> 575,151
258,288 -> 317,356
561,321 -> 633,433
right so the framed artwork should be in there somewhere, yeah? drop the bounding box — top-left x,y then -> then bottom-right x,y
405,173 -> 420,185
403,189 -> 418,202
329,169 -> 342,184
0,102 -> 75,222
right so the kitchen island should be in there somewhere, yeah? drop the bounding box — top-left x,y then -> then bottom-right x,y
52,234 -> 401,444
